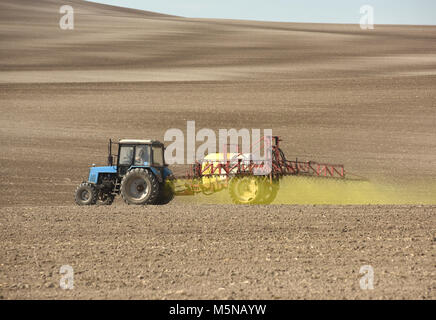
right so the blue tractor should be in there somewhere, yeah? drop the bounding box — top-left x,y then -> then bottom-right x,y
75,139 -> 174,206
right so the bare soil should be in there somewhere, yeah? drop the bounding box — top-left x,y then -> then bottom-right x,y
0,0 -> 435,299
1,204 -> 435,299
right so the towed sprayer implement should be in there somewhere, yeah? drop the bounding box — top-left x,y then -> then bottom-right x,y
170,136 -> 347,204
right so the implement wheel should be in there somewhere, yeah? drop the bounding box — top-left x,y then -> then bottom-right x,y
229,176 -> 262,205
257,178 -> 279,204
120,168 -> 159,205
75,182 -> 98,206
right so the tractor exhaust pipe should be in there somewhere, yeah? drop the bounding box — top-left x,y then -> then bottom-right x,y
108,139 -> 113,166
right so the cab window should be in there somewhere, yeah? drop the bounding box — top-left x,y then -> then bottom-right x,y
134,145 -> 150,166
119,146 -> 134,165
152,146 -> 164,167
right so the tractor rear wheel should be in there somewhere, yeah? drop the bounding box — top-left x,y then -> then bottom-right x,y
75,182 -> 98,206
229,176 -> 262,205
156,180 -> 175,205
120,168 -> 159,205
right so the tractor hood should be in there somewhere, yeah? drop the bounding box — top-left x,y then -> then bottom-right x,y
88,166 -> 117,183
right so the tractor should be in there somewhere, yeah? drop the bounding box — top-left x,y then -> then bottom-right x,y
75,139 -> 174,206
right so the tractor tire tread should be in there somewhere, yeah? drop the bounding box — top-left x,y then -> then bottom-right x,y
75,182 -> 98,206
120,168 -> 159,205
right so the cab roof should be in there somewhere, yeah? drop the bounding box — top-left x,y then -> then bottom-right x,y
118,139 -> 162,145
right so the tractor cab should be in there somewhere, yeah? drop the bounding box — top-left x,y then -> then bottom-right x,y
116,139 -> 165,176
75,138 -> 173,206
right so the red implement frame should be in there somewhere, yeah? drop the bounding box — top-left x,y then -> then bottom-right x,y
179,136 -> 345,179
271,136 -> 344,178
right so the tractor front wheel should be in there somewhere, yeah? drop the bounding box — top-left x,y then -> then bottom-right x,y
120,168 -> 159,205
75,182 -> 98,206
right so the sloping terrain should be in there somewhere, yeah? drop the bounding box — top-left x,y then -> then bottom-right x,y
0,0 -> 435,299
